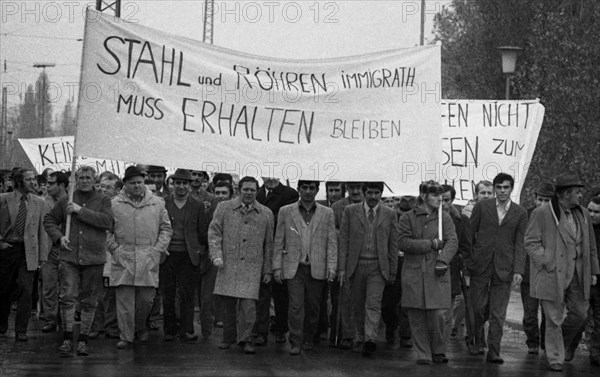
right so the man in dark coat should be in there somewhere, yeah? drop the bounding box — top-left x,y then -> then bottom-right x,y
44,166 -> 113,357
253,178 -> 298,345
466,172 -> 528,363
440,185 -> 472,342
521,182 -> 554,354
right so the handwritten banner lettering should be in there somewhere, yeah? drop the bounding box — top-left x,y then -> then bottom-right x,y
74,9 -> 441,195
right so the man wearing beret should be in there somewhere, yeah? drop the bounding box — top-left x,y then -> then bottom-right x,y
161,169 -> 209,342
521,182 -> 555,355
525,174 -> 599,371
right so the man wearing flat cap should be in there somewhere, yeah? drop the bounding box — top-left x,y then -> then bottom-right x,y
161,169 -> 210,343
525,174 -> 599,371
521,182 -> 555,355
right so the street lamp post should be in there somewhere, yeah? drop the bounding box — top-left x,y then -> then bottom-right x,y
33,63 -> 55,138
497,46 -> 523,100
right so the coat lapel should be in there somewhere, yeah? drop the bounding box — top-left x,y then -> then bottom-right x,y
486,199 -> 500,226
291,205 -> 305,230
356,204 -> 366,228
8,193 -> 17,226
500,202 -> 516,227
309,205 -> 324,233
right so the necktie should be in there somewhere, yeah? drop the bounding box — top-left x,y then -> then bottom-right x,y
14,195 -> 27,237
368,208 -> 375,224
565,210 -> 577,235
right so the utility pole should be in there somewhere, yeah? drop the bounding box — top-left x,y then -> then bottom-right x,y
203,0 -> 215,44
33,63 -> 55,138
420,0 -> 425,45
96,0 -> 121,17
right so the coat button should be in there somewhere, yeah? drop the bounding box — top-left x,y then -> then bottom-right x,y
243,239 -> 246,242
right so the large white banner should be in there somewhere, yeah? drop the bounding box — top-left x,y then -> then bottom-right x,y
75,9 -> 441,195
18,136 -> 132,176
440,99 -> 544,205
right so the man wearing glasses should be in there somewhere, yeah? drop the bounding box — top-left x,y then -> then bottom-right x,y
465,173 -> 528,363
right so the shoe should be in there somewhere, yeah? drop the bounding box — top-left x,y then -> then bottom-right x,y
105,333 -> 120,339
76,341 -> 89,356
339,338 -> 352,350
303,342 -> 313,351
528,346 -> 539,355
219,342 -> 234,349
254,334 -> 267,346
164,334 -> 177,342
88,331 -> 101,339
42,323 -> 57,333
243,342 -> 255,354
15,333 -> 28,342
399,338 -> 413,348
275,332 -> 286,344
362,341 -> 376,357
469,344 -> 484,355
215,321 -> 224,328
352,341 -> 364,353
549,363 -> 563,372
58,340 -> 73,357
416,359 -> 432,365
433,354 -> 449,363
116,340 -> 131,349
137,330 -> 149,343
289,346 -> 301,355
565,348 -> 575,362
486,355 -> 504,364
182,332 -> 198,343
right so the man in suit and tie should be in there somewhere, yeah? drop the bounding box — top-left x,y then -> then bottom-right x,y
273,180 -> 337,355
254,177 -> 299,345
0,168 -> 49,341
466,172 -> 528,363
525,175 -> 599,371
339,181 -> 399,357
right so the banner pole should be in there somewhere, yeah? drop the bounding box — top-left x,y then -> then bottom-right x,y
65,156 -> 77,239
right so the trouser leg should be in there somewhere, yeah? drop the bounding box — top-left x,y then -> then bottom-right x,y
486,271 -> 512,357
41,246 -> 60,326
407,309 -> 431,361
78,264 -> 104,338
238,299 -> 256,344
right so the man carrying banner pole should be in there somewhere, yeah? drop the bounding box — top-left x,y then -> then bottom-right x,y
44,166 -> 113,357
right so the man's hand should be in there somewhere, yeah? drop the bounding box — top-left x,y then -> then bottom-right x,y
262,273 -> 272,284
0,240 -> 12,250
337,271 -> 346,286
512,273 -> 523,288
60,236 -> 71,251
274,270 -> 283,284
592,275 -> 597,286
66,202 -> 82,215
431,238 -> 445,250
326,270 -> 336,283
213,257 -> 224,268
435,261 -> 448,277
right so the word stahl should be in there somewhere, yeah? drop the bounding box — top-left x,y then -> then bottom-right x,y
96,36 -> 191,87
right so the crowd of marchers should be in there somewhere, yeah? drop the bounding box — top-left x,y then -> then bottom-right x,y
0,166 -> 598,373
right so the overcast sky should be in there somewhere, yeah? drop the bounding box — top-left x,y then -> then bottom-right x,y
1,0 -> 451,118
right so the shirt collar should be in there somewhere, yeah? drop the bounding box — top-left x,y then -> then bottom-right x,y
496,199 -> 511,211
298,200 -> 316,212
15,190 -> 28,202
363,202 -> 380,214
235,197 -> 258,212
